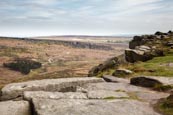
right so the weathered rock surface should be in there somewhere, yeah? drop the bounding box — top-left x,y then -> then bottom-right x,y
32,99 -> 160,115
87,90 -> 129,99
125,45 -> 164,63
84,82 -> 149,92
1,77 -> 104,100
125,31 -> 173,63
24,91 -> 87,101
135,91 -> 169,102
130,77 -> 163,88
0,101 -> 31,115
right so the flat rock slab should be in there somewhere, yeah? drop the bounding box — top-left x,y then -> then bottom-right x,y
1,77 -> 103,100
32,99 -> 161,115
87,90 -> 129,99
84,82 -> 149,92
0,101 -> 31,115
24,91 -> 87,101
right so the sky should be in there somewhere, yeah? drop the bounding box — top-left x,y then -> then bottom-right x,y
0,0 -> 172,37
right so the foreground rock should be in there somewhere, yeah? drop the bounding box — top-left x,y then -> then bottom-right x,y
0,101 -> 31,115
130,77 -> 163,88
1,77 -> 104,100
24,91 -> 87,101
88,57 -> 120,77
0,76 -> 170,115
125,46 -> 164,63
32,99 -> 160,115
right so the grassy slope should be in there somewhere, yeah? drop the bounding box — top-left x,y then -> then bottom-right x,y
126,55 -> 173,77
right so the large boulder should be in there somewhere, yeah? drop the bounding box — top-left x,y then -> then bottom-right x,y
125,49 -> 152,63
129,36 -> 145,49
125,45 -> 164,63
130,77 -> 163,88
1,77 -> 104,100
88,57 -> 119,77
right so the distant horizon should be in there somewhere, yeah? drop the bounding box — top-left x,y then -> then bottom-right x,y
0,33 -> 148,38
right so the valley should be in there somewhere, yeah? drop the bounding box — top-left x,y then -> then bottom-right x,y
0,36 -> 129,88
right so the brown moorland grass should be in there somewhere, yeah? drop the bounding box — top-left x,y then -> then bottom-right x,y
0,37 -> 128,88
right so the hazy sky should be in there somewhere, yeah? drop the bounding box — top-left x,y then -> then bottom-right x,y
0,0 -> 172,37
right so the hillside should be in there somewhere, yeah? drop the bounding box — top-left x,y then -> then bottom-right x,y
89,31 -> 173,78
0,32 -> 173,115
0,36 -> 128,88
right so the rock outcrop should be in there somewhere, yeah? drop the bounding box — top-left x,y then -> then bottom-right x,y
0,76 -> 172,115
88,54 -> 126,77
88,57 -> 120,77
126,31 -> 173,63
88,30 -> 173,76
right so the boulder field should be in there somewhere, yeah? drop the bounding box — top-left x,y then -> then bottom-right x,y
0,76 -> 172,115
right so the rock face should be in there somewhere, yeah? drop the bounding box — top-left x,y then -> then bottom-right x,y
125,31 -> 173,63
125,45 -> 164,63
130,77 -> 163,88
0,101 -> 31,115
1,77 -> 104,100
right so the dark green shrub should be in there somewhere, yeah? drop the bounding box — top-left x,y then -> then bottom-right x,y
3,58 -> 42,74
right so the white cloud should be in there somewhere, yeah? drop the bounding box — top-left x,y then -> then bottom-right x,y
0,0 -> 172,36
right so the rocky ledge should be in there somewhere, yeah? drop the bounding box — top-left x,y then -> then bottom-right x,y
0,76 -> 172,115
89,31 -> 173,77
